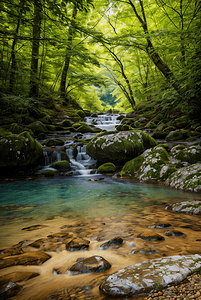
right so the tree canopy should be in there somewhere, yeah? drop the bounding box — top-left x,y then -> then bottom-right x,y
0,0 -> 200,115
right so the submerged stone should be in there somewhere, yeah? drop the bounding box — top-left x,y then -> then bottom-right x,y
68,256 -> 111,274
100,237 -> 124,249
100,254 -> 201,297
0,252 -> 51,269
137,231 -> 165,241
66,237 -> 90,251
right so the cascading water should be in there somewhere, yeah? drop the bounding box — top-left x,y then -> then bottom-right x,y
85,114 -> 121,131
66,144 -> 97,176
43,151 -> 61,166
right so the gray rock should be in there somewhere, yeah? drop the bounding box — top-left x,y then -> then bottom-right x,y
100,254 -> 201,297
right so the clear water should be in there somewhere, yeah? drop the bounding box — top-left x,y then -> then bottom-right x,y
0,176 -> 198,226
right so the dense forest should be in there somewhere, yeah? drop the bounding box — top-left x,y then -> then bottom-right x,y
0,0 -> 201,117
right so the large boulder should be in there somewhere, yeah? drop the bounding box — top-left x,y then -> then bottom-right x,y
0,131 -> 43,168
165,163 -> 201,192
98,162 -> 116,173
174,145 -> 201,164
72,122 -> 94,133
121,145 -> 179,182
50,160 -> 71,172
100,254 -> 201,297
27,121 -> 48,134
86,130 -> 157,164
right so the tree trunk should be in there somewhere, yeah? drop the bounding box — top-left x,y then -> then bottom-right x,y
129,0 -> 183,96
9,0 -> 24,93
60,4 -> 77,98
29,0 -> 42,98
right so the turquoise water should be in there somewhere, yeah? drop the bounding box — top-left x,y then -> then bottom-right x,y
0,176 -> 199,225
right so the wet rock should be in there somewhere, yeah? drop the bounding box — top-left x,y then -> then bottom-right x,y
155,223 -> 172,229
68,255 -> 111,274
47,232 -> 71,239
166,200 -> 201,215
0,271 -> 39,300
100,237 -> 124,249
137,231 -> 165,241
98,162 -> 116,173
50,160 -> 71,172
0,281 -> 22,300
88,178 -> 104,181
164,230 -> 185,237
28,238 -> 48,248
0,247 -> 23,259
86,130 -> 157,164
66,237 -> 90,251
22,224 -> 48,231
166,130 -> 189,141
0,252 -> 51,269
130,249 -> 158,255
100,254 -> 201,297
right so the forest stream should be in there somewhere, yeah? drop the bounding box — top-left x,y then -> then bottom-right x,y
0,115 -> 201,300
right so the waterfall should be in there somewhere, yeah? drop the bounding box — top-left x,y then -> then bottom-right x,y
85,114 -> 121,131
66,145 -> 97,176
43,151 -> 61,166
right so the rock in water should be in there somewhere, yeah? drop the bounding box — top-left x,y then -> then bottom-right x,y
69,256 -> 111,274
86,130 -> 157,164
100,254 -> 201,297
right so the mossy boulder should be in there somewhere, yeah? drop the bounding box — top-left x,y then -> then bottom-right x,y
77,110 -> 86,118
98,162 -> 116,173
51,160 -> 71,172
144,121 -> 157,128
61,119 -> 72,127
42,169 -> 57,176
45,139 -> 64,146
166,130 -> 189,141
0,131 -> 43,168
121,145 -> 178,182
72,122 -> 93,133
86,130 -> 157,164
27,121 -> 48,134
174,145 -> 201,164
46,125 -> 56,131
165,163 -> 201,192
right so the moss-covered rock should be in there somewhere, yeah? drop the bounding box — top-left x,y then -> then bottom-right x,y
174,145 -> 201,164
27,121 -> 48,134
121,145 -> 178,182
166,130 -> 185,141
51,160 -> 71,172
98,162 -> 116,173
144,121 -> 157,128
72,122 -> 94,133
42,169 -> 57,176
77,110 -> 86,118
165,163 -> 201,192
45,139 -> 64,146
86,130 -> 157,164
0,131 -> 43,168
60,151 -> 70,162
46,124 -> 56,131
61,119 -> 72,127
